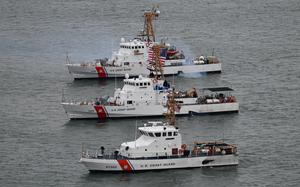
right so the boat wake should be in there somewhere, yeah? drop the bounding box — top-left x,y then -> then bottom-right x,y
178,72 -> 206,78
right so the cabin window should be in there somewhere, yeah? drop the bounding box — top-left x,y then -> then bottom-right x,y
144,82 -> 147,86
174,132 -> 178,136
142,46 -> 144,48
124,62 -> 129,66
127,100 -> 133,104
172,148 -> 178,155
148,82 -> 150,86
135,46 -> 137,49
139,83 -> 143,86
168,132 -> 172,136
148,133 -> 154,137
145,149 -> 147,151
136,83 -> 139,86
138,46 -> 141,49
155,132 -> 161,137
163,132 -> 166,136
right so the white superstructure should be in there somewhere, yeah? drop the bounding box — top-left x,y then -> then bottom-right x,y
80,122 -> 238,172
62,75 -> 239,119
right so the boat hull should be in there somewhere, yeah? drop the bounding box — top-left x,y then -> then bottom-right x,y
66,63 -> 222,79
80,154 -> 238,172
62,102 -> 239,119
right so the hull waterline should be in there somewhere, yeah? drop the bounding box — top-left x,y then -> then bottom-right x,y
62,102 -> 239,119
80,154 -> 238,172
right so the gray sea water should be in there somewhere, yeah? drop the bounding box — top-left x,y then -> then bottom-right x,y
1,0 -> 300,186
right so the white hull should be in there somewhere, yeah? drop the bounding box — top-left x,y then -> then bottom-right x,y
80,154 -> 238,172
62,102 -> 239,119
66,63 -> 221,79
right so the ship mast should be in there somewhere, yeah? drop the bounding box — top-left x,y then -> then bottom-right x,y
138,5 -> 160,42
164,87 -> 179,126
151,44 -> 165,80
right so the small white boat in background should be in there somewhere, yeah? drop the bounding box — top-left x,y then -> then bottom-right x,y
80,121 -> 238,172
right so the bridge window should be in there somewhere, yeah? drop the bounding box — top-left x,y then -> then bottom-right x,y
155,132 -> 161,137
163,132 -> 166,136
127,100 -> 132,104
124,62 -> 129,66
174,132 -> 178,136
168,132 -> 172,136
148,132 -> 154,137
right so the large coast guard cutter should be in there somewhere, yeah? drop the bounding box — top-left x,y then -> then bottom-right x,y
62,74 -> 239,119
79,90 -> 238,172
66,7 -> 221,79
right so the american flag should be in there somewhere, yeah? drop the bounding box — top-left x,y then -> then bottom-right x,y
146,42 -> 166,64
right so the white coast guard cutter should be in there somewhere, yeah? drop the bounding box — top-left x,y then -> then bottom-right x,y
80,121 -> 239,172
61,74 -> 239,119
66,7 -> 221,79
66,38 -> 221,79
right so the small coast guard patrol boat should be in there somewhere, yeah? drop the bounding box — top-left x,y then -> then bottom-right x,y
61,74 -> 239,119
80,121 -> 238,172
66,7 -> 221,79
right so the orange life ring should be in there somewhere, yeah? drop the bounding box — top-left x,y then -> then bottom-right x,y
181,144 -> 187,150
145,43 -> 150,47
